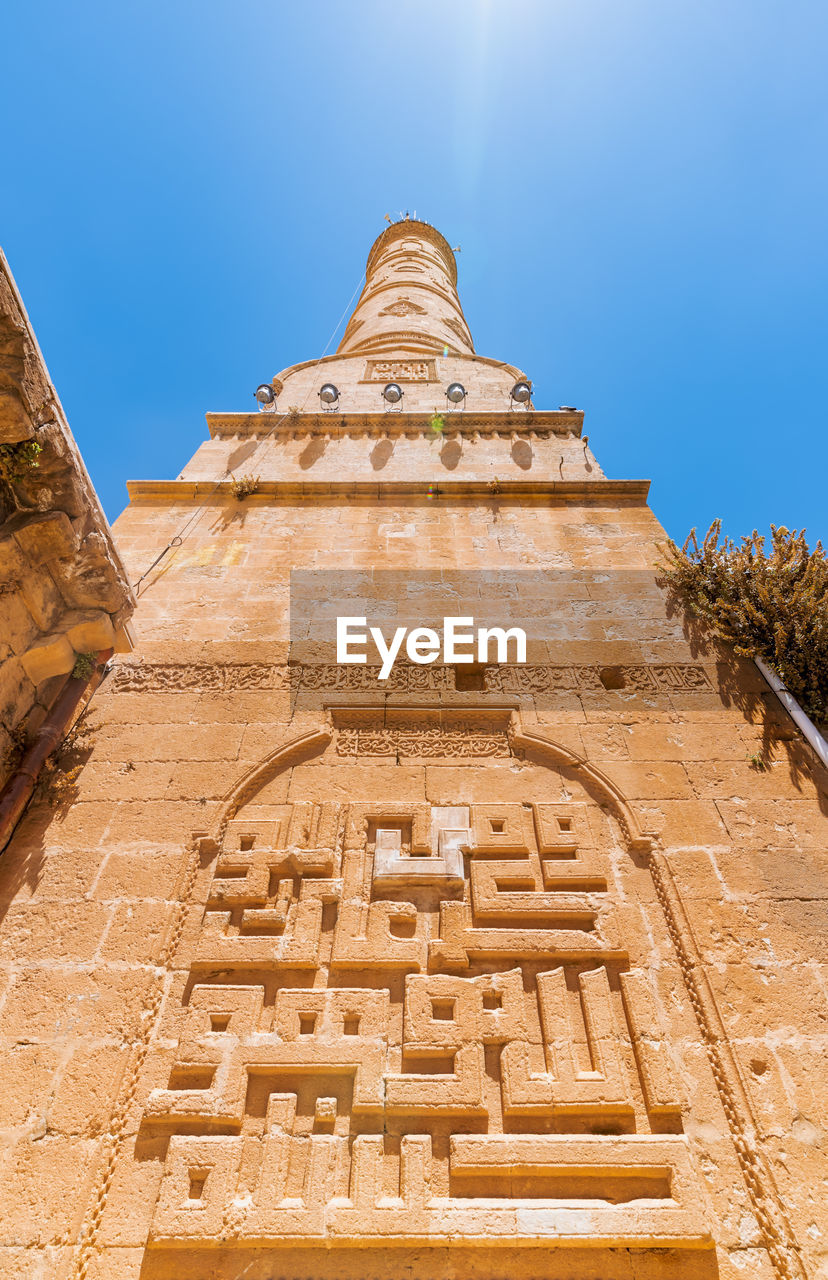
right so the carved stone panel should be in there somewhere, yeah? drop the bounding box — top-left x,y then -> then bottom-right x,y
362,358 -> 437,383
140,750 -> 716,1269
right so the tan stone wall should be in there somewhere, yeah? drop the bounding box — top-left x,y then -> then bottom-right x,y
0,477 -> 825,1280
0,220 -> 825,1280
254,352 -> 529,417
336,219 -> 475,358
178,409 -> 600,486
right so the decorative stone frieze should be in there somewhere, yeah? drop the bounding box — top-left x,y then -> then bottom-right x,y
108,658 -> 713,695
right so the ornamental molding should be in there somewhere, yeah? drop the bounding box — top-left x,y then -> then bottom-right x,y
378,297 -> 428,317
206,408 -> 584,439
334,719 -> 512,759
109,660 -> 712,696
362,358 -> 437,383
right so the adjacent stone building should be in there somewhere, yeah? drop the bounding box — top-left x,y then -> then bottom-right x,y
0,250 -> 134,821
1,221 -> 826,1280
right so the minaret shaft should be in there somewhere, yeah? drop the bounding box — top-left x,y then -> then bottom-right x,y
337,220 -> 474,357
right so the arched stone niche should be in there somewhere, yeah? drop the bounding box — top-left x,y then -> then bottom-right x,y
83,709 -> 802,1280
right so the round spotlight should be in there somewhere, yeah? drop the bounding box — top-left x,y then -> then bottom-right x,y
382,382 -> 403,403
511,381 -> 532,403
319,383 -> 339,404
255,384 -> 275,405
446,382 -> 466,403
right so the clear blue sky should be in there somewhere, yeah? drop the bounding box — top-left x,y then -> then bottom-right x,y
3,1 -> 826,546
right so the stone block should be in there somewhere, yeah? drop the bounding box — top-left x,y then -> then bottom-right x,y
98,901 -> 173,961
92,848 -> 184,900
18,631 -> 75,685
17,567 -> 65,632
0,588 -> 39,654
594,760 -> 694,801
0,968 -> 152,1040
65,608 -> 116,653
11,510 -> 78,563
50,532 -> 127,612
0,900 -> 111,962
79,1247 -> 146,1280
0,841 -> 105,902
0,1247 -> 75,1279
0,1042 -> 59,1127
715,798 -> 828,849
0,387 -> 34,441
93,721 -> 244,765
75,759 -> 176,803
48,1043 -> 131,1136
0,1134 -> 97,1245
0,534 -> 25,584
632,799 -> 730,846
0,653 -> 36,730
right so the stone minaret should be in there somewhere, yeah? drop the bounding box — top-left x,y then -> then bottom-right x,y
1,220 -> 825,1280
337,219 -> 474,357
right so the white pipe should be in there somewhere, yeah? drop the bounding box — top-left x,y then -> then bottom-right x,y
754,656 -> 828,770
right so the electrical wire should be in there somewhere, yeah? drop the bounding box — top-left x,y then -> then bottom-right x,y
131,267 -> 366,596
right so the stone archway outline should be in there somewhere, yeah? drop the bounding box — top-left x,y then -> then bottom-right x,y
71,710 -> 806,1280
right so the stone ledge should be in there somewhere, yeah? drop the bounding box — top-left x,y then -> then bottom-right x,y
126,477 -> 651,501
205,408 -> 585,439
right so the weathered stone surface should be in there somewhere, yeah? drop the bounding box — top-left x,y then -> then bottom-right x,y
0,221 -> 826,1280
17,565 -> 65,632
10,509 -> 78,563
0,250 -> 134,787
64,608 -> 116,654
18,630 -> 75,685
0,386 -> 34,443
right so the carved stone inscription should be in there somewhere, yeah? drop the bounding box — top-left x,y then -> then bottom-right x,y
363,358 -> 437,382
145,779 -> 710,1252
110,660 -> 712,695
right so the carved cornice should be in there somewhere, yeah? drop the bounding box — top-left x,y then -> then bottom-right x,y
126,477 -> 650,502
126,475 -> 649,504
204,409 -> 585,440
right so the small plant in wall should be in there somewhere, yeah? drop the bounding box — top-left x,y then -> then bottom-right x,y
37,712 -> 99,807
229,474 -> 260,501
1,720 -> 29,776
0,438 -> 42,482
71,652 -> 96,680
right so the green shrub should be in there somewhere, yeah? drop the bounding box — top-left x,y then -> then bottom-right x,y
660,521 -> 828,724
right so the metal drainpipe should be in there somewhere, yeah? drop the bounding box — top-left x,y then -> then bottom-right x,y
754,655 -> 828,770
0,648 -> 114,855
